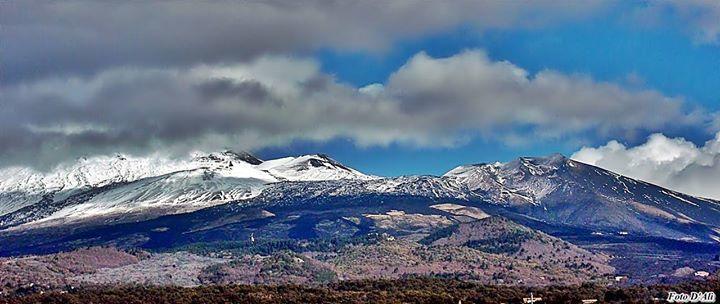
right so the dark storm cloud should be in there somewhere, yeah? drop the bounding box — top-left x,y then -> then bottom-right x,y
1,0 -> 608,83
196,78 -> 279,105
6,0 -> 719,84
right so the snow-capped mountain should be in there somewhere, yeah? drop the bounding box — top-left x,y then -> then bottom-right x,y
443,154 -> 720,242
0,151 -> 374,228
443,153 -> 571,206
222,153 -> 720,242
3,151 -> 720,243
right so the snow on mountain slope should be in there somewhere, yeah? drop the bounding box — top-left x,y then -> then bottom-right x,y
250,175 -> 466,208
444,154 -> 720,242
257,154 -> 376,181
5,150 -> 720,243
21,169 -> 269,228
0,155 -> 194,216
0,151 -> 277,215
0,151 -> 374,229
443,153 -> 566,206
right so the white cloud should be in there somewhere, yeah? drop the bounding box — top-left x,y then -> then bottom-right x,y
572,132 -> 720,199
632,0 -> 720,44
1,50 -> 711,169
383,51 -> 703,138
359,83 -> 385,97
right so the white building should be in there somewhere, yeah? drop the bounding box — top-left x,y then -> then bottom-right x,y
695,271 -> 710,277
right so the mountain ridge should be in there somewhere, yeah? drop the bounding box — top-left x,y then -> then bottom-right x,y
2,151 -> 720,245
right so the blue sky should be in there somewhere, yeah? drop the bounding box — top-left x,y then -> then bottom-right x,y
4,1 -> 720,177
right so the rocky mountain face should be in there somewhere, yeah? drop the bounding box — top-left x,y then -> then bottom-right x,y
444,154 -> 720,242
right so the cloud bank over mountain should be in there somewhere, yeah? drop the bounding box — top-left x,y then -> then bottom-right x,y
2,50 -> 711,169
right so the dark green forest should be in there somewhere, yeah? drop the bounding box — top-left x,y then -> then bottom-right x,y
4,277 -> 720,304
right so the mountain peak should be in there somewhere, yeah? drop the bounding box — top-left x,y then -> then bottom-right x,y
306,154 -> 354,171
192,150 -> 263,166
517,153 -> 567,166
443,153 -> 568,178
505,153 -> 568,175
220,150 -> 263,165
257,154 -> 376,181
